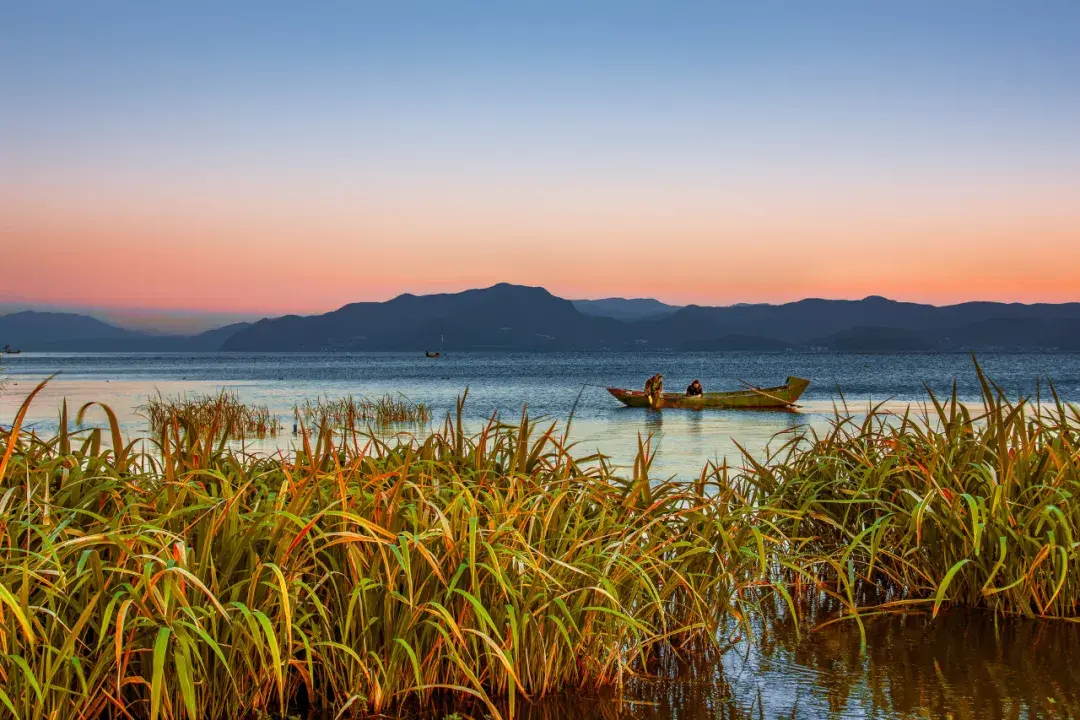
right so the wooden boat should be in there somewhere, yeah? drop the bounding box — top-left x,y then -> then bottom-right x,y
425,351 -> 441,358
608,377 -> 810,410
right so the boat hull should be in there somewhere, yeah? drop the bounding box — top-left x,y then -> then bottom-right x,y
608,377 -> 810,410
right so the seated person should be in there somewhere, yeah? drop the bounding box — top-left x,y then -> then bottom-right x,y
686,379 -> 703,396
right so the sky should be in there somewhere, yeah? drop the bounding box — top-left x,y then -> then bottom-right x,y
2,0 -> 1079,321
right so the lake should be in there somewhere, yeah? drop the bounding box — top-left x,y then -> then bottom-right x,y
5,351 -> 1080,479
4,350 -> 1080,718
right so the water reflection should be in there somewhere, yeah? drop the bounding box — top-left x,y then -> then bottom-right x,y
642,407 -> 664,438
686,408 -> 704,438
485,609 -> 1080,720
720,595 -> 1080,719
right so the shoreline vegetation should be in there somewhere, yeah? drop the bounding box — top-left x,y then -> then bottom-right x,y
294,394 -> 432,431
1,368 -> 1078,719
137,391 -> 433,443
139,390 -> 282,440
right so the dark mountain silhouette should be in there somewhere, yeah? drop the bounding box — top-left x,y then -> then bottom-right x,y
629,296 -> 1080,350
0,311 -> 133,345
183,322 -> 255,351
0,311 -> 251,351
811,326 -> 939,352
8,287 -> 1080,352
944,318 -> 1080,351
632,296 -> 937,346
223,286 -> 1080,352
683,334 -> 796,352
805,317 -> 1080,352
573,297 -> 680,321
224,284 -> 627,351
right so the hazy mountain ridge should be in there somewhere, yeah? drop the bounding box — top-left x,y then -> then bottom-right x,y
572,298 -> 681,321
6,288 -> 1080,352
0,311 -> 252,352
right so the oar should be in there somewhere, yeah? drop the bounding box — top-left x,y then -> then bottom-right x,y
738,379 -> 798,408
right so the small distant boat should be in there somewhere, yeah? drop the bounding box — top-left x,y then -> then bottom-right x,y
608,377 -> 810,410
425,335 -> 446,358
2,345 -> 20,355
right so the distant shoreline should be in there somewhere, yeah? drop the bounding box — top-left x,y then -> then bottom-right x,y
6,284 -> 1080,353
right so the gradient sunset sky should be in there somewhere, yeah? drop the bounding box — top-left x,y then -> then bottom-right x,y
3,1 -> 1079,316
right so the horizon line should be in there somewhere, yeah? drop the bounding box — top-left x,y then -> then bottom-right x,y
5,282 -> 1080,325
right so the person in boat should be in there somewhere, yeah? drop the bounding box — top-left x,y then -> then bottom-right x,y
686,379 -> 703,396
644,372 -> 664,409
644,373 -> 662,395
651,373 -> 665,408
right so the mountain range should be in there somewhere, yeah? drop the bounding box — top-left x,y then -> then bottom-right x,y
3,285 -> 1080,353
0,311 -> 251,352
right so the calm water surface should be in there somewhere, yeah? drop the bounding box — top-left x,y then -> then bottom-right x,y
5,351 -> 1080,718
506,606 -> 1080,719
6,351 -> 1080,477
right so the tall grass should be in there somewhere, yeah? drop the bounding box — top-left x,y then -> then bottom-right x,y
139,390 -> 280,439
294,394 -> 431,430
2,365 -> 1079,719
754,364 -> 1080,621
0,386 -> 767,720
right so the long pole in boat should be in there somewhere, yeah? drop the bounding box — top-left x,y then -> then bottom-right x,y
737,378 -> 798,407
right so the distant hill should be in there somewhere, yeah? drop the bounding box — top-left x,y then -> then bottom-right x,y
683,334 -> 796,352
7,288 -> 1080,352
811,326 -> 939,352
186,322 -> 254,351
224,284 -> 627,351
573,297 -> 681,321
0,311 -> 133,345
0,311 -> 251,351
0,302 -> 261,335
805,318 -> 1080,352
631,296 -> 1080,351
944,317 -> 1080,351
223,285 -> 1080,352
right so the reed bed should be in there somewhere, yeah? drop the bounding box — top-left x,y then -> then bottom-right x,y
139,390 -> 280,439
2,366 -> 1080,719
0,385 -> 768,720
294,394 -> 432,429
752,365 -> 1080,622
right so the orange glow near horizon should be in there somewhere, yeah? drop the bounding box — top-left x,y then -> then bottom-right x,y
4,181 -> 1080,314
